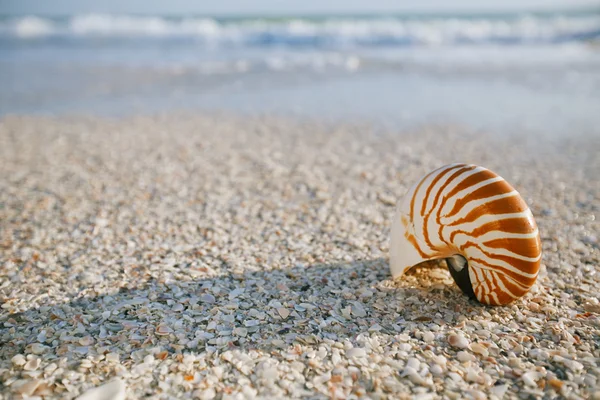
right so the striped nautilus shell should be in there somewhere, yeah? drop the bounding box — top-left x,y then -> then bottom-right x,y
390,163 -> 541,306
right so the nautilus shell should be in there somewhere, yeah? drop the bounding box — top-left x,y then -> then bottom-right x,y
390,163 -> 541,306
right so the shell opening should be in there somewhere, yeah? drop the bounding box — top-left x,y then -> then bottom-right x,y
446,254 -> 476,300
447,254 -> 467,272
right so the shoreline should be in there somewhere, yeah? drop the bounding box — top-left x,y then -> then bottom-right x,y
1,113 -> 598,399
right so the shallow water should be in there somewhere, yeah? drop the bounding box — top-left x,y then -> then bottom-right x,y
1,11 -> 599,134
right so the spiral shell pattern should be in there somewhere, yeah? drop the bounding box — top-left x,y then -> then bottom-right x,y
390,163 -> 542,305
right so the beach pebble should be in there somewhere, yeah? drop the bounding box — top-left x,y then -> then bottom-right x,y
233,327 -> 248,337
201,294 -> 216,304
457,351 -> 475,363
466,369 -> 482,383
490,384 -> 509,398
76,379 -> 126,400
422,331 -> 435,343
277,308 -> 290,319
406,358 -> 420,370
584,303 -> 600,313
14,379 -> 43,396
448,334 -> 469,349
402,367 -> 430,386
155,325 -> 172,336
430,364 -> 444,375
522,371 -> 539,387
79,337 -> 94,346
346,348 -> 367,358
469,343 -> 489,357
45,363 -> 57,373
350,301 -> 367,317
194,388 -> 216,400
29,343 -> 48,355
413,394 -> 434,400
11,354 -> 26,366
24,357 -> 41,371
433,355 -> 447,366
229,288 -> 244,299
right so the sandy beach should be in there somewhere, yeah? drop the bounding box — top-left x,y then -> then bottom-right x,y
0,113 -> 599,399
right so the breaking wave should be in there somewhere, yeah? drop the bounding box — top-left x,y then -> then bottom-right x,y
1,13 -> 599,46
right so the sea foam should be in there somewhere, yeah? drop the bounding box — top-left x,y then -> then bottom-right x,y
1,13 -> 598,46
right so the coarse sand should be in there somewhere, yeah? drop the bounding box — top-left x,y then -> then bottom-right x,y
0,114 -> 599,399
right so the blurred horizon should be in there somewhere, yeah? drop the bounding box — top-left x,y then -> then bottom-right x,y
0,0 -> 599,136
1,0 -> 599,16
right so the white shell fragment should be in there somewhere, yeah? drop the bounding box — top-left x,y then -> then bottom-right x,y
75,379 -> 126,400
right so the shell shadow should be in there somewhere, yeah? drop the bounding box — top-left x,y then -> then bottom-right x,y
1,257 -> 481,364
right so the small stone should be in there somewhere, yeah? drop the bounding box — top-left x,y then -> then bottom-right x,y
76,379 -> 126,400
105,353 -> 120,363
233,327 -> 248,337
15,379 -> 42,396
262,367 -> 279,380
11,354 -> 26,366
457,351 -> 475,363
74,346 -> 89,355
277,308 -> 290,319
490,384 -> 508,398
466,368 -> 482,383
24,357 -> 41,371
45,363 -> 57,373
448,333 -> 469,349
402,367 -> 431,387
29,343 -> 48,354
548,378 -> 564,391
433,355 -> 447,366
406,358 -> 420,370
584,303 -> 600,313
346,348 -> 367,358
229,288 -> 244,299
105,323 -> 124,332
350,301 -> 367,318
565,359 -> 584,372
469,343 -> 489,357
206,321 -> 217,331
469,390 -> 486,400
422,331 -> 435,343
156,325 -> 172,336
79,337 -> 94,346
522,371 -> 539,387
193,387 -> 216,400
201,294 -> 216,304
430,364 -> 444,375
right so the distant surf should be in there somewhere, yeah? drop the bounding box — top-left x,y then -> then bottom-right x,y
1,10 -> 599,133
1,11 -> 599,46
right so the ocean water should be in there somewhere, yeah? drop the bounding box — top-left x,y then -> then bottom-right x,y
1,11 -> 599,133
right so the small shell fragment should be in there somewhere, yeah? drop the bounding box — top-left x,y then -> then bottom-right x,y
75,379 -> 126,400
11,354 -> 26,366
23,357 -> 41,371
448,334 -> 469,349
